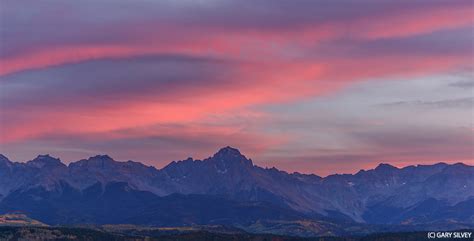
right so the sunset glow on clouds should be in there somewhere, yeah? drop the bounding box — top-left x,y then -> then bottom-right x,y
1,0 -> 473,175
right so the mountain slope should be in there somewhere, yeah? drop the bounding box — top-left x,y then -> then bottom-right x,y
0,147 -> 472,230
0,181 -> 345,236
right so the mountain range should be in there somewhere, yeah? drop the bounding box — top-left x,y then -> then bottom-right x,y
0,147 -> 472,236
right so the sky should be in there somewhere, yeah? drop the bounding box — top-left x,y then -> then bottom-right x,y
0,0 -> 473,176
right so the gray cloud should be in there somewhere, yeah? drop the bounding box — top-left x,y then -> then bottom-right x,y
449,80 -> 474,89
379,97 -> 474,109
351,126 -> 473,154
0,54 -> 240,110
1,0 -> 470,57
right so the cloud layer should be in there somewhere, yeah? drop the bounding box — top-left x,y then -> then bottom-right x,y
1,0 -> 473,175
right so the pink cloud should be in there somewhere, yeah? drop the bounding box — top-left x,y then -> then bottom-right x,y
1,0 -> 473,173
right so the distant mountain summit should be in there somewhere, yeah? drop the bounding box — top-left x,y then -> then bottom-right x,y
0,147 -> 472,236
26,154 -> 65,168
212,146 -> 253,166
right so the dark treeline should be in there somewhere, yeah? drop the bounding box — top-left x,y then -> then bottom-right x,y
0,227 -> 472,241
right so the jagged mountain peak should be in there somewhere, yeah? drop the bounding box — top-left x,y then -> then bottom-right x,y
210,146 -> 253,167
0,154 -> 9,162
89,154 -> 114,161
402,162 -> 448,170
214,146 -> 242,156
0,147 -> 472,229
69,154 -> 116,168
0,154 -> 11,164
0,154 -> 12,169
440,162 -> 473,174
27,154 -> 65,168
164,157 -> 195,168
374,163 -> 398,171
424,162 -> 449,167
162,147 -> 254,178
450,162 -> 471,168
